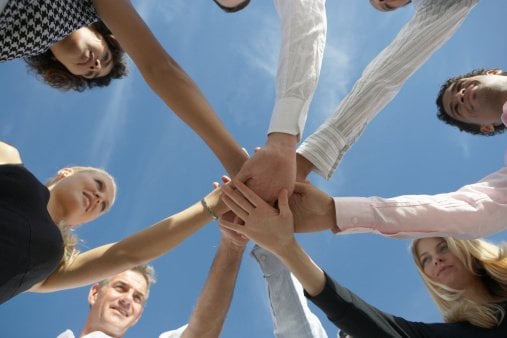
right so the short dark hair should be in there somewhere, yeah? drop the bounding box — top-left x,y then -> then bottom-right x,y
24,21 -> 128,92
212,0 -> 251,13
435,68 -> 507,136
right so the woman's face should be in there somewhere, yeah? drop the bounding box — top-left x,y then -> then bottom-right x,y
50,26 -> 114,79
416,238 -> 476,290
49,169 -> 116,227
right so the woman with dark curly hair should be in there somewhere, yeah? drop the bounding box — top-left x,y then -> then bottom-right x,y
0,0 -> 248,177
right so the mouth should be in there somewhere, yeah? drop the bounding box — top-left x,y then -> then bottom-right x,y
464,83 -> 475,112
77,50 -> 93,66
437,265 -> 452,278
83,191 -> 92,212
111,306 -> 129,318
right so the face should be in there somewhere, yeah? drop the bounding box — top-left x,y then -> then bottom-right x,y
416,238 -> 476,290
50,26 -> 114,79
370,0 -> 410,11
48,168 -> 115,227
87,270 -> 147,337
441,70 -> 507,128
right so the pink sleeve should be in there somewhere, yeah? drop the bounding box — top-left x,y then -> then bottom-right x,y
333,167 -> 507,239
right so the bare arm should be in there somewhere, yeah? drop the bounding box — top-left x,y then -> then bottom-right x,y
92,0 -> 247,175
0,141 -> 22,164
31,187 -> 228,292
220,181 -> 325,295
181,230 -> 247,338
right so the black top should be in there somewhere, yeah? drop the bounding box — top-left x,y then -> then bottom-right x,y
0,0 -> 97,61
306,271 -> 507,338
0,164 -> 64,304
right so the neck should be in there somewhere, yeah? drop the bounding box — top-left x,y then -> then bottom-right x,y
464,279 -> 494,304
46,191 -> 63,227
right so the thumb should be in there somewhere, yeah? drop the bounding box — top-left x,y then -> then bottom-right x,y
278,189 -> 290,216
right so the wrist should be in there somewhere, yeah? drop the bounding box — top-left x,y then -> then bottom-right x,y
267,132 -> 297,150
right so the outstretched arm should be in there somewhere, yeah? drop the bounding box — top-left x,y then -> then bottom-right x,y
298,0 -> 478,179
235,0 -> 327,202
92,0 -> 248,176
178,229 -> 247,338
31,186 -> 228,292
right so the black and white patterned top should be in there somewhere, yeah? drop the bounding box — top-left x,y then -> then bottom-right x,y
0,0 -> 98,62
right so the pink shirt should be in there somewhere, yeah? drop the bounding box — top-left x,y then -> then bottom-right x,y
333,167 -> 507,239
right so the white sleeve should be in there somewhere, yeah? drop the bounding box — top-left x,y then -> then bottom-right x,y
268,0 -> 327,138
158,324 -> 188,338
298,0 -> 478,179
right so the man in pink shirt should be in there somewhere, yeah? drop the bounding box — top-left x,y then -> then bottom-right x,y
288,68 -> 507,240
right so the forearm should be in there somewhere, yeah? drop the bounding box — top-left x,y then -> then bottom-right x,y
306,273 -> 408,338
274,240 -> 325,297
144,59 -> 247,176
268,0 -> 326,136
181,240 -> 245,338
297,0 -> 477,179
35,199 -> 215,292
334,167 -> 507,239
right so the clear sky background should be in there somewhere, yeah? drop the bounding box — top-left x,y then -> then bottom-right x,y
1,0 -> 507,337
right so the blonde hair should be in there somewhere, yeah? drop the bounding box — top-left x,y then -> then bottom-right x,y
411,237 -> 507,328
46,166 -> 117,264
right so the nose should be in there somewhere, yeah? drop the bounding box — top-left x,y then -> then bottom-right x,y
433,256 -> 444,266
90,58 -> 101,70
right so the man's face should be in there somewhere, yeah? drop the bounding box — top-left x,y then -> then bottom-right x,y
441,70 -> 507,128
87,270 -> 148,337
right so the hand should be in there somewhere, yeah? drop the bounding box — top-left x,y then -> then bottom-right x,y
203,176 -> 231,217
290,182 -> 336,233
235,133 -> 297,204
219,225 -> 249,249
220,181 -> 295,255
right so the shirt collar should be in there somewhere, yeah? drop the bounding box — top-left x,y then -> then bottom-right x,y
501,101 -> 507,127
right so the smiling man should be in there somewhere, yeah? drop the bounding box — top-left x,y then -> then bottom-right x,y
436,68 -> 507,135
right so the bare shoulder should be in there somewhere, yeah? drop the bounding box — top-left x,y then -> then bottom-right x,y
0,141 -> 22,165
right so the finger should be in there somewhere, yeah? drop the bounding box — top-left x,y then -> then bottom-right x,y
222,175 -> 231,183
212,182 -> 220,189
294,182 -> 310,193
277,189 -> 291,217
254,146 -> 261,154
222,184 -> 256,213
220,219 -> 248,237
222,195 -> 249,221
241,147 -> 250,156
233,180 -> 268,208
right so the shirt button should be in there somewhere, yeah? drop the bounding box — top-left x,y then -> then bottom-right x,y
260,255 -> 266,261
352,217 -> 358,224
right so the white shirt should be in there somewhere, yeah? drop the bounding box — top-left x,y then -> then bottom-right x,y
268,0 -> 327,138
297,0 -> 479,179
57,325 -> 187,338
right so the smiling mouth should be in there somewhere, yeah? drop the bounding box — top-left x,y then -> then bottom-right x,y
437,265 -> 452,277
83,192 -> 92,212
111,306 -> 129,317
77,51 -> 93,66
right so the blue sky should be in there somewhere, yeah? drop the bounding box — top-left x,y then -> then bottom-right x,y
1,0 -> 507,337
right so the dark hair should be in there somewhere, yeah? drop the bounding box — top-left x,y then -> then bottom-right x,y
212,0 -> 251,13
24,21 -> 128,92
436,68 -> 507,136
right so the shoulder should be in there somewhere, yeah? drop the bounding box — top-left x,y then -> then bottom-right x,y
0,141 -> 22,164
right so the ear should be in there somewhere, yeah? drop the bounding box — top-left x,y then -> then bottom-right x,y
88,284 -> 101,306
57,167 -> 74,179
480,124 -> 495,134
486,69 -> 503,75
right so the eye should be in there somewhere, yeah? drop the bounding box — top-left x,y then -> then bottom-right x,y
438,242 -> 449,253
100,201 -> 107,213
420,256 -> 430,266
95,179 -> 104,191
